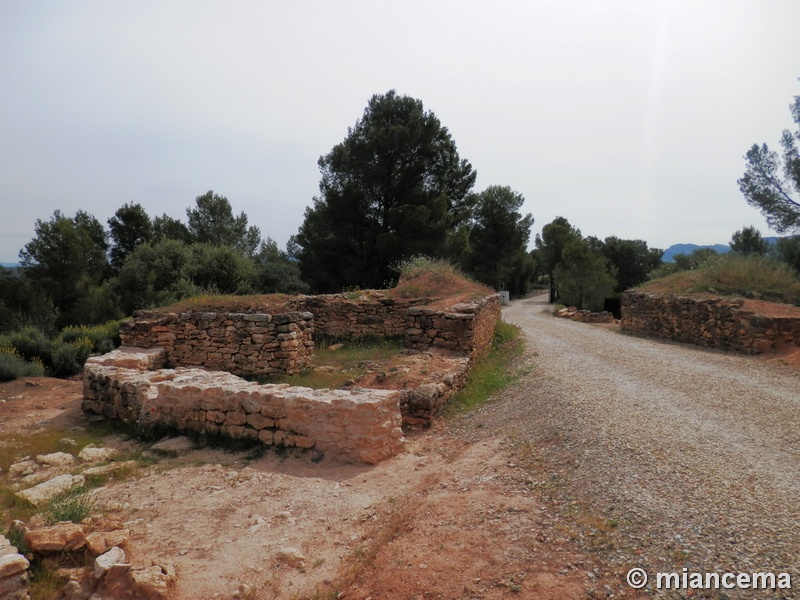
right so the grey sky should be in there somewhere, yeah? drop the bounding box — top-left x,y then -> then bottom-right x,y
2,1 -> 799,263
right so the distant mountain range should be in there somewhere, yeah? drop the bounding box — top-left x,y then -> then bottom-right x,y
0,262 -> 20,269
661,236 -> 793,262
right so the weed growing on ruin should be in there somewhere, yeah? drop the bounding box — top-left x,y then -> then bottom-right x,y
446,319 -> 524,413
641,254 -> 800,304
28,560 -> 62,600
44,486 -> 94,525
261,336 -> 405,389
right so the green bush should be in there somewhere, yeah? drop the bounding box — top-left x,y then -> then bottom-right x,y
49,337 -> 93,377
0,348 -> 45,381
8,326 -> 52,365
59,320 -> 121,355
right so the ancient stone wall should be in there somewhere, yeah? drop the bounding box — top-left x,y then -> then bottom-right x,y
621,291 -> 800,354
0,534 -> 30,600
119,310 -> 314,376
405,295 -> 502,360
83,348 -> 404,464
554,306 -> 616,324
119,293 -> 501,375
287,294 -> 419,339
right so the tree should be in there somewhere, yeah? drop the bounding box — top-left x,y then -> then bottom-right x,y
293,90 -> 477,291
599,236 -> 663,293
186,191 -> 261,256
729,225 -> 770,256
108,202 -> 153,272
113,239 -> 194,314
738,84 -> 800,232
152,213 -> 193,244
553,238 -> 617,311
19,210 -> 110,326
254,239 -> 309,294
533,217 -> 581,302
464,186 -> 535,295
774,236 -> 800,273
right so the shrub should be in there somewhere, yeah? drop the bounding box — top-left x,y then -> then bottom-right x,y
0,347 -> 45,381
8,326 -> 51,365
49,337 -> 93,377
60,320 -> 121,354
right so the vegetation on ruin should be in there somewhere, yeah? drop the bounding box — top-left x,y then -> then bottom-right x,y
391,255 -> 493,304
637,252 -> 800,305
259,336 -> 406,389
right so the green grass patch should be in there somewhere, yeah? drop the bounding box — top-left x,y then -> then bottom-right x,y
446,319 -> 525,413
259,336 -> 405,389
0,487 -> 38,523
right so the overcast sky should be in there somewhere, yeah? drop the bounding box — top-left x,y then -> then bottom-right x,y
2,1 -> 799,263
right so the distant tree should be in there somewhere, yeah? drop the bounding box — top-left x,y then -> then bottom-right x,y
738,83 -> 800,232
533,217 -> 581,302
729,225 -> 770,256
254,239 -> 309,294
553,238 -> 617,311
108,202 -> 153,272
293,90 -> 476,292
186,191 -> 261,256
184,244 -> 256,295
19,210 -> 110,326
599,236 -> 663,293
152,213 -> 193,244
775,236 -> 800,272
463,186 -> 535,295
113,239 -> 193,314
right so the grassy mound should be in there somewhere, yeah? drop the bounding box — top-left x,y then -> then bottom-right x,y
391,256 -> 494,306
639,254 -> 800,305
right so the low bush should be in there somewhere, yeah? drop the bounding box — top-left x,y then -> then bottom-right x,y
49,337 -> 93,377
0,347 -> 45,381
59,320 -> 121,355
8,326 -> 51,366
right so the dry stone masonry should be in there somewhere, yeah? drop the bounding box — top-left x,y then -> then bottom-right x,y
120,310 -> 314,376
0,534 -> 29,600
621,291 -> 800,353
85,291 -> 501,463
83,349 -> 405,464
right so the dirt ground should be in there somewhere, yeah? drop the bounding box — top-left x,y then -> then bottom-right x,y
0,376 -> 646,600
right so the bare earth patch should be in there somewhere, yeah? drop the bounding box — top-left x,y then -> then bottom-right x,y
1,376 -> 644,599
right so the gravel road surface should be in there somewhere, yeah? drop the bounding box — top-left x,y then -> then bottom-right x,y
463,294 -> 800,598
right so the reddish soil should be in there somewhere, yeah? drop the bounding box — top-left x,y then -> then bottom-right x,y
1,377 -> 644,600
741,298 -> 800,318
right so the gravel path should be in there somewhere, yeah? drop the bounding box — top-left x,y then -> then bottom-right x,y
463,294 -> 800,598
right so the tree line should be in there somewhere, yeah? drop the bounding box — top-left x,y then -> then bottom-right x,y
8,81 -> 800,337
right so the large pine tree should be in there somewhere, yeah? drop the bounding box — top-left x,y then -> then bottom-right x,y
292,91 -> 476,292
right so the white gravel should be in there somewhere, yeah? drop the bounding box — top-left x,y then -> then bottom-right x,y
461,294 -> 800,598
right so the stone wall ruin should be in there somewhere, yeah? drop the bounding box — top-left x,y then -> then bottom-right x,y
621,291 -> 800,354
83,292 -> 501,463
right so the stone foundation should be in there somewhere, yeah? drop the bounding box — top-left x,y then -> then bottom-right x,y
120,310 -> 314,376
554,306 -> 616,324
621,292 -> 800,353
87,291 -> 501,460
119,293 -> 501,376
82,348 -> 404,464
0,534 -> 30,600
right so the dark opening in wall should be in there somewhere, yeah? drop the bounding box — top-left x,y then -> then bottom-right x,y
604,298 -> 622,319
